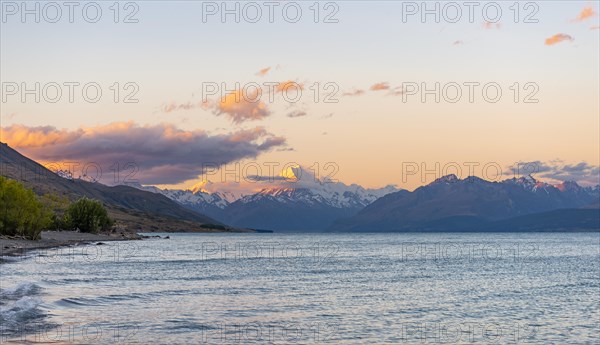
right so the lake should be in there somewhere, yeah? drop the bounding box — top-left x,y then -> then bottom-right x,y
1,233 -> 599,344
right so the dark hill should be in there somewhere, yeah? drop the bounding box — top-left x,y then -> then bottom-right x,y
0,142 -> 226,232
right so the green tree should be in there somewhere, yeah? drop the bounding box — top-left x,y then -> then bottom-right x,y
0,176 -> 52,239
40,193 -> 70,230
64,197 -> 113,233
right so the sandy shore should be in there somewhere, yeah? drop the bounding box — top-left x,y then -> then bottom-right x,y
0,231 -> 142,257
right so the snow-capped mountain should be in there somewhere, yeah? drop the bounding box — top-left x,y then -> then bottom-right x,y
505,175 -> 600,198
235,165 -> 397,208
125,165 -> 399,231
124,181 -> 231,221
330,174 -> 600,232
129,167 -> 598,232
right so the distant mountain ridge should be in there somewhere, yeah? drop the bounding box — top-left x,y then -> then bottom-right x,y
329,174 -> 599,232
129,166 -> 399,231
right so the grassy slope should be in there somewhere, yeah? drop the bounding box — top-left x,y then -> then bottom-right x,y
0,142 -> 246,233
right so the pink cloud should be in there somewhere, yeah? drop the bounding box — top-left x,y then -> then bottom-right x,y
545,33 -> 574,45
1,122 -> 286,184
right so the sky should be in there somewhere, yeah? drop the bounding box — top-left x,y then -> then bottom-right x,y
1,1 -> 599,192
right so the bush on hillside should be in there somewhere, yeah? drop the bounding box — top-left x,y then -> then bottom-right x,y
0,176 -> 52,239
40,193 -> 70,230
64,197 -> 113,233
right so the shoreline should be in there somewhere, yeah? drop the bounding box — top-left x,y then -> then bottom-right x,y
0,230 -> 142,258
0,228 -> 271,259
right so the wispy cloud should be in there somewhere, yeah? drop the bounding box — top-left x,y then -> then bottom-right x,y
287,110 -> 307,118
370,82 -> 390,91
452,40 -> 464,46
1,123 -> 286,185
545,33 -> 574,45
342,89 -> 365,97
161,101 -> 210,113
483,21 -> 501,29
256,66 -> 272,77
572,6 -> 597,22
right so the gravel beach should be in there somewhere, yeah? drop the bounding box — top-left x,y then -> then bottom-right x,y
0,231 -> 142,257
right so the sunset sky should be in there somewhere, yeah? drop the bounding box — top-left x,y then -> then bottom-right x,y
1,1 -> 599,192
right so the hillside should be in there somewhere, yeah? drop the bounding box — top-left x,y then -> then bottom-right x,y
0,143 -> 232,232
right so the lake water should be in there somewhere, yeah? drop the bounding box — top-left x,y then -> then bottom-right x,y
1,233 -> 599,344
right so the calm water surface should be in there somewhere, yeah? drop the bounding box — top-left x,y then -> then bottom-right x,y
1,233 -> 599,344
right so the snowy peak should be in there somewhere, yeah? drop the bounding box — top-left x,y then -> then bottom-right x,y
123,164 -> 400,216
278,165 -> 302,182
554,180 -> 583,193
190,180 -> 211,194
127,183 -> 231,209
502,176 -> 594,195
514,174 -> 538,188
432,174 -> 459,184
237,182 -> 399,209
503,175 -> 548,192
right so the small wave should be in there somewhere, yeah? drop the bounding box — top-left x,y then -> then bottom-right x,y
55,297 -> 93,307
0,282 -> 45,336
57,293 -> 144,308
0,282 -> 41,300
0,254 -> 35,263
0,296 -> 45,335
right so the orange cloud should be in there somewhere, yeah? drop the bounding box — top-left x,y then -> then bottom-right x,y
217,89 -> 270,124
275,80 -> 304,93
370,82 -> 390,91
591,26 -> 600,30
256,66 -> 271,77
573,6 -> 597,22
161,80 -> 305,122
545,33 -> 574,45
0,124 -> 83,148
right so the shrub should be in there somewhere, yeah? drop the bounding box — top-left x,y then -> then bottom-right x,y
0,176 -> 52,239
40,193 -> 70,230
64,197 -> 113,233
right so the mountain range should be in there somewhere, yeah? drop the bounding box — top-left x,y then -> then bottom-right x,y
329,174 -> 599,232
128,166 -> 398,231
129,168 -> 598,232
2,143 -> 598,232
